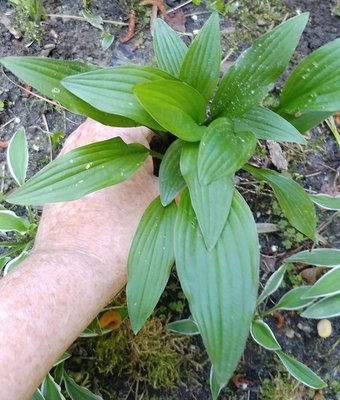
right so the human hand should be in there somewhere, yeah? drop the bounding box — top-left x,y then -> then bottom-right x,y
0,119 -> 160,399
34,118 -> 159,287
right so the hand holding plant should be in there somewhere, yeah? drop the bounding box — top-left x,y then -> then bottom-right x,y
1,10 -> 340,399
34,118 -> 159,269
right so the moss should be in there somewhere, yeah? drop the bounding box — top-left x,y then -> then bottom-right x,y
9,0 -> 45,41
94,317 -> 201,390
260,372 -> 305,400
225,0 -> 288,52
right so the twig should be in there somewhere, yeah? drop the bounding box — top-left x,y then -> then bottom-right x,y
168,0 -> 192,14
220,49 -> 234,66
0,117 -> 17,131
150,4 -> 158,37
2,69 -> 67,110
42,114 -> 53,162
120,10 -> 136,43
0,163 -> 5,194
46,14 -> 128,26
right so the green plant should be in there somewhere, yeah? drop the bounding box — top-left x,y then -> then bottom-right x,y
0,127 -> 36,274
260,372 -> 305,400
1,12 -> 340,398
94,317 -> 196,389
250,247 -> 340,391
9,0 -> 45,39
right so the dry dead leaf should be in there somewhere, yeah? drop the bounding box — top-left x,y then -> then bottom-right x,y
0,13 -> 21,39
300,267 -> 324,284
167,10 -> 186,32
267,140 -> 288,171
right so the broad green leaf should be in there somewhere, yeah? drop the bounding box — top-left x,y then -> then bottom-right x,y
127,197 -> 176,333
41,374 -> 66,400
276,351 -> 326,389
279,110 -> 333,133
134,80 -> 206,141
64,372 -> 103,400
53,352 -> 71,367
277,38 -> 340,117
6,137 -> 149,205
32,389 -> 46,400
211,13 -> 309,118
244,165 -> 316,240
198,118 -> 256,185
174,189 -> 259,396
301,294 -> 340,319
62,66 -> 176,130
0,57 -> 133,127
270,286 -> 314,311
257,263 -> 287,305
80,318 -> 102,338
0,210 -> 30,233
286,248 -> 340,267
311,194 -> 340,210
153,18 -> 188,76
233,106 -> 306,144
301,267 -> 340,299
167,318 -> 200,335
179,12 -> 220,101
7,127 -> 28,185
159,139 -> 185,206
251,320 -> 281,351
181,142 -> 234,250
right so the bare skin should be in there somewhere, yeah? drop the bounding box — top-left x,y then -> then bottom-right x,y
0,119 -> 159,400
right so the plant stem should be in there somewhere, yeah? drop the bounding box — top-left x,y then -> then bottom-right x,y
26,206 -> 35,224
46,14 -> 128,26
149,150 -> 163,160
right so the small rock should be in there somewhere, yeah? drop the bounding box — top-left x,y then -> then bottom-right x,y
317,319 -> 332,338
285,328 -> 295,339
297,323 -> 313,334
257,18 -> 267,26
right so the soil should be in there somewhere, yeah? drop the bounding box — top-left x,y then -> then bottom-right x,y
0,0 -> 339,399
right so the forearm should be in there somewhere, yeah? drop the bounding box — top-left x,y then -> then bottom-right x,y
0,248 -> 125,400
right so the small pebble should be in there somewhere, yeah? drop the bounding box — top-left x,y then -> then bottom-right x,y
297,322 -> 313,334
317,319 -> 332,338
257,18 -> 266,26
285,328 -> 295,339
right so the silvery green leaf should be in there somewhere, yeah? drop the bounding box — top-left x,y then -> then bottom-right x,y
41,374 -> 66,400
167,318 -> 200,335
301,267 -> 340,299
270,286 -> 315,311
257,264 -> 287,305
7,127 -> 28,186
0,210 -> 30,233
286,248 -> 340,267
301,294 -> 340,319
276,351 -> 326,389
310,194 -> 340,210
251,320 -> 281,351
